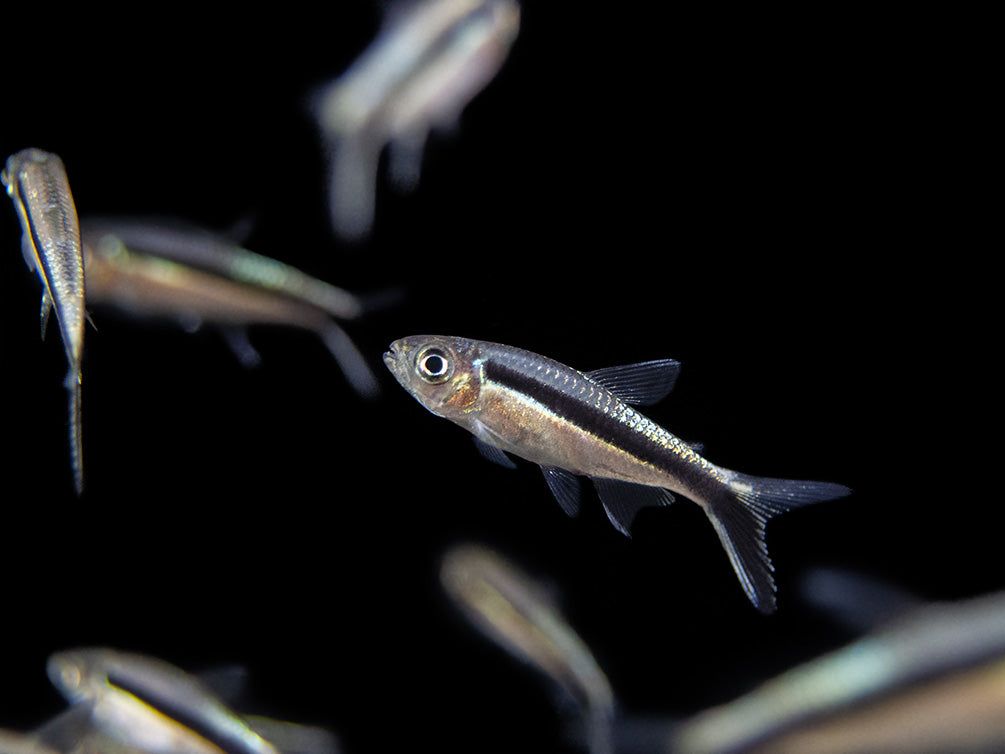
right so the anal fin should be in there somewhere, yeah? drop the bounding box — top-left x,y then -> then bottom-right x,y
592,478 -> 674,536
541,466 -> 582,517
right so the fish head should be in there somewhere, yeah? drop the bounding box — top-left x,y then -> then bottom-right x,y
47,648 -> 102,703
384,335 -> 484,418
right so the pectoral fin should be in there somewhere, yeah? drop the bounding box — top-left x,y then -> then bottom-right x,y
585,359 -> 681,406
473,436 -> 518,469
220,326 -> 262,368
592,478 -> 674,536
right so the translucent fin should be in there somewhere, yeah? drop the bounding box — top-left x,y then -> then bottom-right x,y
245,717 -> 341,754
800,567 -> 923,634
64,367 -> 83,496
194,665 -> 250,706
34,705 -> 94,752
221,327 -> 262,368
704,475 -> 851,613
592,478 -> 674,536
542,466 -> 582,517
39,291 -> 52,340
473,436 -> 517,469
585,359 -> 681,406
319,323 -> 380,399
387,128 -> 428,193
328,135 -> 380,242
20,232 -> 37,270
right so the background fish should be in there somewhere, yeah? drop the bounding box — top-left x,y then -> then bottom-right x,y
2,148 -> 85,494
673,589 -> 1005,753
385,335 -> 850,612
80,218 -> 382,398
314,0 -> 520,240
441,543 -> 615,754
0,4 -> 961,753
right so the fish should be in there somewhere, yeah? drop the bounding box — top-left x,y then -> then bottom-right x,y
441,543 -> 615,754
45,647 -> 283,754
0,729 -> 62,754
672,589 -> 1005,753
315,0 -> 520,240
80,217 -> 381,398
2,148 -> 86,494
384,335 -> 851,612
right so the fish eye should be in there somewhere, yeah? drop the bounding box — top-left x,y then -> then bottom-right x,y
58,662 -> 82,691
416,347 -> 453,384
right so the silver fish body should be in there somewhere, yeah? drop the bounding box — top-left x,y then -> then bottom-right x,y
46,648 -> 281,754
384,335 -> 851,612
0,729 -> 62,754
441,543 -> 615,754
316,0 -> 520,240
674,590 -> 1005,753
80,218 -> 380,398
3,148 -> 85,494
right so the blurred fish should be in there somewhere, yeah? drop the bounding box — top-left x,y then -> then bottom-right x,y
385,336 -> 850,612
441,543 -> 615,754
672,589 -> 1005,753
315,0 -> 520,240
81,218 -> 381,398
45,647 -> 282,754
0,728 -> 62,754
39,647 -> 339,754
3,148 -> 86,494
799,566 -> 925,635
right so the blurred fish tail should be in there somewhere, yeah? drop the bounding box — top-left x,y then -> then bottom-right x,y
704,473 -> 850,613
328,135 -> 380,242
64,365 -> 83,495
320,323 -> 381,399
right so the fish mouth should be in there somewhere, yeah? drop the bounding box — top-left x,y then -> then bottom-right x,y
383,340 -> 402,369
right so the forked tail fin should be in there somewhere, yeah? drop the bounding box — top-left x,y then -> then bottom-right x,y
704,475 -> 851,613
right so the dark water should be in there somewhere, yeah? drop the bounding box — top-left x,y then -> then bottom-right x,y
1,5 -> 988,753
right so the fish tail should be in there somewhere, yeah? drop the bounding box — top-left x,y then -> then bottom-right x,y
319,323 -> 381,399
64,366 -> 83,495
328,135 -> 379,242
703,473 -> 850,613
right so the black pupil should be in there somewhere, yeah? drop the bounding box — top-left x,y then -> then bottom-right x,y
424,354 -> 446,375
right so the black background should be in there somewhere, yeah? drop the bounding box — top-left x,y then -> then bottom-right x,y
1,4 -> 991,753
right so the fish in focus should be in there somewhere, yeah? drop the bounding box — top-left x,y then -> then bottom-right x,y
3,148 -> 86,494
81,217 -> 381,398
315,0 -> 520,240
385,336 -> 851,612
441,543 -> 615,754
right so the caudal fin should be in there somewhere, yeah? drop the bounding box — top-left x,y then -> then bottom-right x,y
704,474 -> 850,613
64,366 -> 83,496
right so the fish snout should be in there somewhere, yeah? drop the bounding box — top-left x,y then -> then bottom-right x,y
384,339 -> 410,372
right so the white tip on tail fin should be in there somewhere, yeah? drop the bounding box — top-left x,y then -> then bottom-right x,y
705,475 -> 851,613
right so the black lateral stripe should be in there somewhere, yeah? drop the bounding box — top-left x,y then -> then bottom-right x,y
106,670 -> 258,754
483,359 -> 681,475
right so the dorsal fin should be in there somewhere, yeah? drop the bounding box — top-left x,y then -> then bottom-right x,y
585,359 -> 680,406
